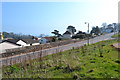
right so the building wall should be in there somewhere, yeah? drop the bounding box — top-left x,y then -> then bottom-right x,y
0,42 -> 20,53
32,43 -> 40,46
39,38 -> 47,43
105,29 -> 113,33
63,34 -> 72,39
17,40 -> 30,46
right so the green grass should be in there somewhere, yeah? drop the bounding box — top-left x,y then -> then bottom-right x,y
2,39 -> 120,79
112,32 -> 120,38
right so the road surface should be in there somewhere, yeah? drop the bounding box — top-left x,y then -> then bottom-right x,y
0,33 -> 115,66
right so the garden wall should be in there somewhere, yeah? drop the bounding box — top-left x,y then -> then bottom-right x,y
1,39 -> 83,58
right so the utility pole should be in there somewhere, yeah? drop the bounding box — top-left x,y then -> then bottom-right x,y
0,32 -> 3,40
85,22 -> 89,46
113,23 -> 116,35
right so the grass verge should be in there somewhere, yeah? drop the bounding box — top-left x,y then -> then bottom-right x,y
112,32 -> 120,38
2,39 -> 120,79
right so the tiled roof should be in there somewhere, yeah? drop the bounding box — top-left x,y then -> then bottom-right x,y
42,37 -> 53,41
2,39 -> 21,46
2,39 -> 39,44
21,39 -> 39,44
3,39 -> 19,44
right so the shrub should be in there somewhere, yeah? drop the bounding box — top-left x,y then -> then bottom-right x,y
72,34 -> 86,39
52,38 -> 56,42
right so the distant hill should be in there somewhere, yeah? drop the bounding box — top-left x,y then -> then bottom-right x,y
1,32 -> 33,39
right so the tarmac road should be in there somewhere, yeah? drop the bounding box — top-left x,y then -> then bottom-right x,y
0,33 -> 115,66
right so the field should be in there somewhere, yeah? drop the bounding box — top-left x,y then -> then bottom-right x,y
2,39 -> 120,79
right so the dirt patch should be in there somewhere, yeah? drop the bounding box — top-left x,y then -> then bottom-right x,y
111,43 -> 120,51
113,43 -> 120,48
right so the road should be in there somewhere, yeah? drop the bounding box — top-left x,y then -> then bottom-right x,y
0,33 -> 115,66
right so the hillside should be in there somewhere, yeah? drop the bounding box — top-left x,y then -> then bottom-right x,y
1,32 -> 33,39
2,39 -> 120,79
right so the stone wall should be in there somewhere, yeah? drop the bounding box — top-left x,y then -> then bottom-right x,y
1,39 -> 83,58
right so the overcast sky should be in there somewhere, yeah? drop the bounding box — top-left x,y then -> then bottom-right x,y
2,0 -> 119,36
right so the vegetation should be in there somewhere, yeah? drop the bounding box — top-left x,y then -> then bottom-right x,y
52,37 -> 56,42
76,31 -> 86,35
51,30 -> 62,37
112,33 -> 120,38
2,39 -> 120,79
72,34 -> 86,39
102,22 -> 107,27
90,26 -> 100,35
2,32 -> 34,39
67,25 -> 76,34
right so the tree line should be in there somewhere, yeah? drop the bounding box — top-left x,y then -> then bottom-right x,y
1,32 -> 33,39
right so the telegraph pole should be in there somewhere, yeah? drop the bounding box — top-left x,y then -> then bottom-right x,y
85,22 -> 89,46
88,23 -> 89,46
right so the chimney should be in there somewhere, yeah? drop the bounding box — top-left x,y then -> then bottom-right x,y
0,32 -> 3,40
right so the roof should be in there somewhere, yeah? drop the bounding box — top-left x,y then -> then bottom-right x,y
63,31 -> 72,35
106,27 -> 113,29
20,39 -> 39,44
42,37 -> 53,41
2,39 -> 21,46
3,39 -> 19,44
1,39 -> 39,45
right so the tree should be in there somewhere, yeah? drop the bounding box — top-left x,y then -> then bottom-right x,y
52,37 -> 56,42
39,34 -> 45,38
76,31 -> 83,34
67,25 -> 76,34
72,34 -> 86,39
102,22 -> 107,28
90,27 -> 96,34
95,26 -> 100,35
51,30 -> 61,37
90,26 -> 100,35
2,32 -> 33,39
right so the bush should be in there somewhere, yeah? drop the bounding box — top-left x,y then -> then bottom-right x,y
52,38 -> 56,42
58,38 -> 62,40
72,34 -> 86,39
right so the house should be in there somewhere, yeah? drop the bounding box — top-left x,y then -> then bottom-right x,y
100,26 -> 113,34
113,23 -> 120,32
17,39 -> 39,46
0,40 -> 21,53
57,35 -> 63,40
100,27 -> 106,34
4,39 -> 40,47
39,37 -> 53,44
63,31 -> 72,39
107,24 -> 113,28
105,27 -> 113,33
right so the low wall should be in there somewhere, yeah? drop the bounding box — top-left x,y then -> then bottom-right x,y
1,39 -> 83,58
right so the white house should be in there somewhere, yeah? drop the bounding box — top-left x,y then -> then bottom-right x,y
17,39 -> 40,46
3,39 -> 40,47
16,40 -> 29,46
63,31 -> 72,39
0,40 -> 21,53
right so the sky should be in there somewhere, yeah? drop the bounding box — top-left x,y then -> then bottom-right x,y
1,0 -> 119,36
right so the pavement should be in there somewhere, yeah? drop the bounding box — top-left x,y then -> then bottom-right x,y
0,33 -> 116,66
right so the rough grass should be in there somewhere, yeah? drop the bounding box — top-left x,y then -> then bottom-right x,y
2,39 -> 120,79
112,32 -> 120,38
